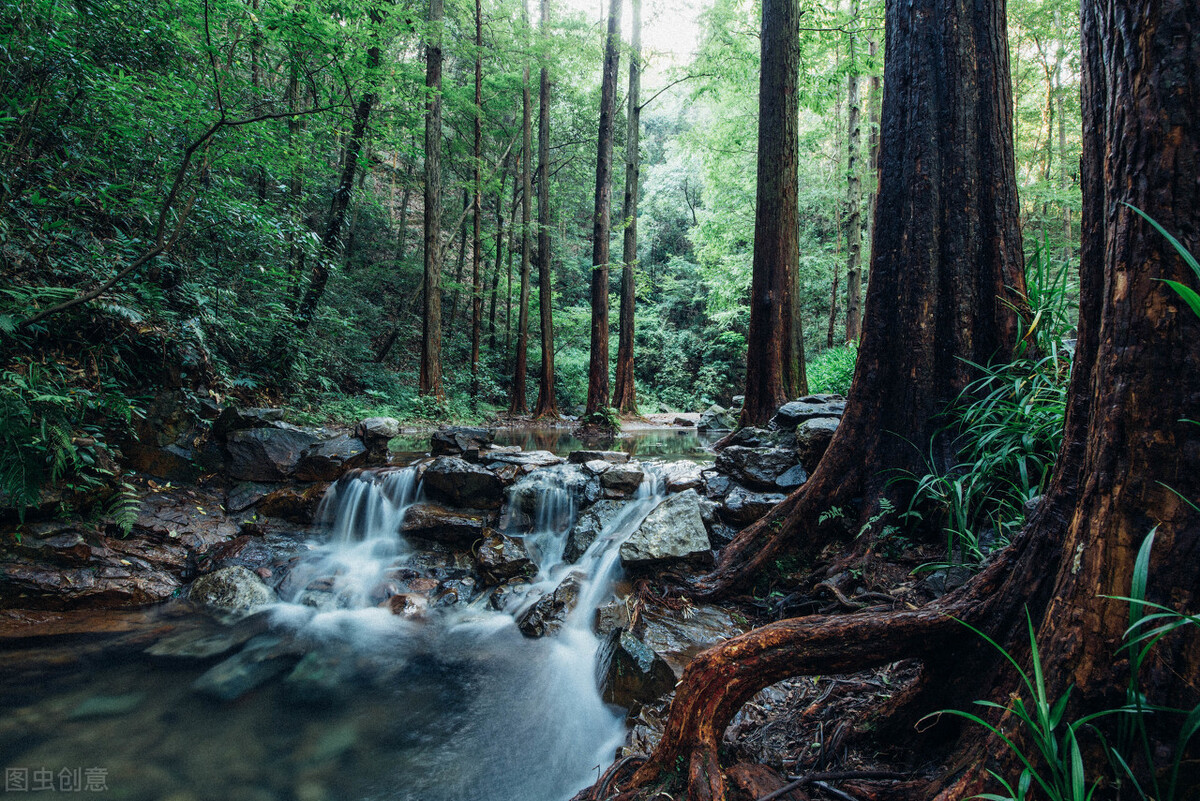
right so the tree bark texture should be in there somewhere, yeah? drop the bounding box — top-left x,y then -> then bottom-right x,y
740,0 -> 802,427
532,0 -> 560,419
420,0 -> 445,398
509,59 -> 533,415
488,159 -> 509,352
844,15 -> 863,344
612,0 -> 641,417
470,0 -> 484,382
697,0 -> 1028,595
594,2 -> 1199,800
584,0 -> 621,418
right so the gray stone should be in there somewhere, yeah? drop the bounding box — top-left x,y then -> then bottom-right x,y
473,530 -> 535,584
226,482 -> 275,513
189,566 -> 277,614
357,416 -> 401,441
567,450 -> 630,464
702,470 -> 733,501
213,407 -> 285,440
795,417 -> 841,472
771,395 -> 847,430
294,434 -> 369,482
225,427 -> 320,481
564,500 -> 628,563
430,426 -> 494,458
658,461 -> 705,493
401,503 -> 490,545
719,486 -> 786,527
620,490 -> 711,566
600,463 -> 645,496
485,449 -> 565,471
715,446 -> 800,490
774,463 -> 808,490
640,603 -> 747,676
516,573 -> 583,637
697,405 -> 737,432
422,456 -> 505,509
595,629 -> 677,710
594,600 -> 631,636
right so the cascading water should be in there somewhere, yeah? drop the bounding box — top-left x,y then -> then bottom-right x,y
260,461 -> 669,801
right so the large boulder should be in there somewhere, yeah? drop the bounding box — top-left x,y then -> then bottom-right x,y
355,416 -> 401,454
564,500 -> 628,563
401,503 -> 490,545
620,489 -> 711,566
430,426 -> 494,458
770,395 -> 846,430
188,566 -> 277,614
567,450 -> 630,465
697,405 -> 737,432
484,449 -> 566,472
473,530 -> 535,585
516,573 -> 583,637
715,446 -> 801,491
595,629 -> 677,710
225,426 -> 320,481
720,486 -> 786,527
658,461 -> 705,493
422,456 -> 505,509
600,463 -> 645,497
294,434 -> 369,481
212,407 -> 285,440
795,417 -> 841,472
256,483 -> 329,524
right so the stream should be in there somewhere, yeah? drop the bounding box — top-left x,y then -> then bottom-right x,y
0,435 -> 708,801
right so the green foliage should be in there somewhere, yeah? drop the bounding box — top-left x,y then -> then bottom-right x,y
1125,204 -> 1200,321
806,344 -> 857,395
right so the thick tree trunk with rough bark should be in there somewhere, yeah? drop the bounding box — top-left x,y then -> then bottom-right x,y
740,0 -> 803,427
612,0 -> 642,417
704,0 -> 1027,593
532,0 -> 560,419
509,59 -> 533,415
420,0 -> 445,398
584,0 -> 621,418
579,2 -> 1199,800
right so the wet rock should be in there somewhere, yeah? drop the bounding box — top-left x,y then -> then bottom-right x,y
294,434 -> 369,482
197,533 -> 307,578
508,466 -> 592,516
285,651 -> 358,702
192,634 -> 303,701
620,489 -> 711,566
596,629 -> 677,710
659,461 -> 704,493
125,442 -> 201,483
213,407 -> 285,440
485,449 -> 565,472
715,446 -> 800,491
720,486 -> 786,527
433,576 -> 477,608
383,593 -> 429,619
673,417 -> 695,427
568,450 -> 630,465
770,395 -> 846,430
355,416 -> 401,453
920,566 -> 972,597
430,426 -> 494,458
600,463 -> 645,497
702,471 -> 733,501
706,521 -> 739,548
516,573 -> 583,637
774,463 -> 808,490
473,530 -> 534,584
564,500 -> 628,563
145,617 -> 266,660
225,427 -> 321,481
422,457 -> 505,509
256,483 -> 329,524
639,603 -> 747,676
594,600 -> 631,636
226,482 -> 275,513
401,503 -> 490,545
795,417 -> 840,472
697,405 -> 737,432
68,692 -> 146,720
188,566 -> 277,614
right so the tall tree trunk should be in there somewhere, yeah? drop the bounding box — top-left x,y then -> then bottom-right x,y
584,0 -> 621,419
295,26 -> 381,331
612,0 -> 642,417
420,0 -> 446,398
1054,8 -> 1070,261
740,0 -> 803,427
865,37 -> 881,273
395,156 -> 414,263
698,0 -> 1028,595
844,11 -> 864,344
449,187 -> 469,327
589,3 -> 1199,800
470,0 -> 484,386
488,158 -> 509,353
509,57 -> 534,415
532,0 -> 560,419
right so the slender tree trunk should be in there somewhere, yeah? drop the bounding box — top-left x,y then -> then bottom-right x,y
865,37 -> 881,273
395,156 -> 414,262
510,57 -> 533,415
420,0 -> 446,398
740,0 -> 803,426
505,175 -> 519,361
488,159 -> 509,353
584,0 -> 621,419
470,0 -> 484,386
598,3 -> 1199,800
612,0 -> 642,417
844,11 -> 864,344
699,0 -> 1028,594
1054,8 -> 1070,260
532,0 -> 560,419
449,187 -> 469,327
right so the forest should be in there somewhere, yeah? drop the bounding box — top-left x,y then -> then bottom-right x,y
0,0 -> 1196,798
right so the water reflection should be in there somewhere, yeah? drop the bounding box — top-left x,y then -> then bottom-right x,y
391,426 -> 719,462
